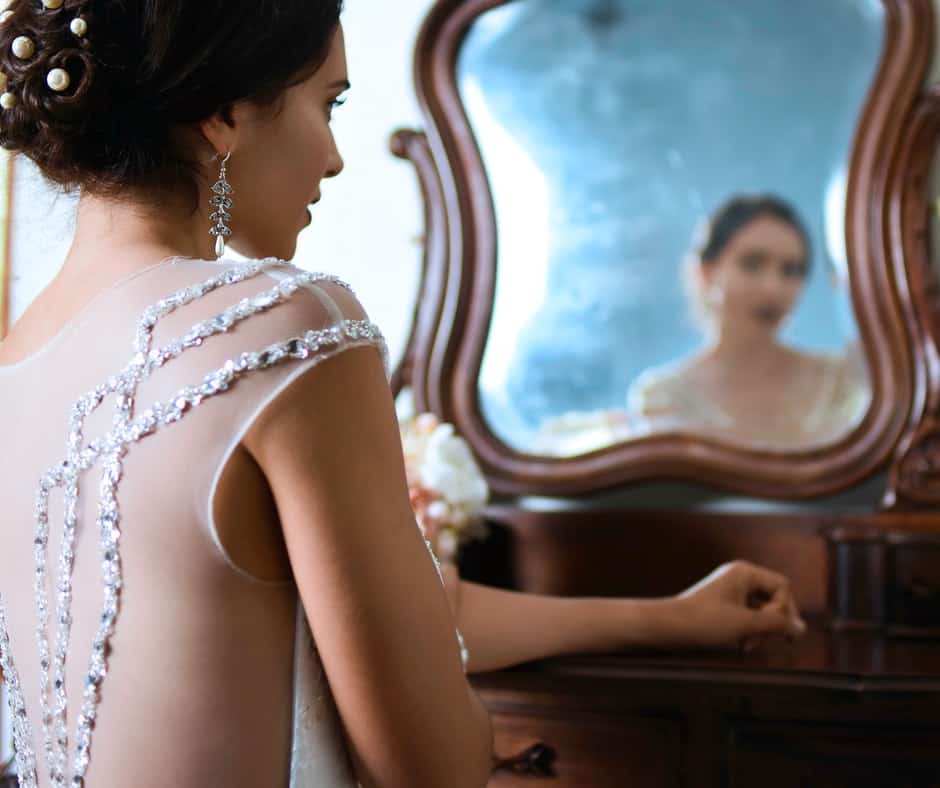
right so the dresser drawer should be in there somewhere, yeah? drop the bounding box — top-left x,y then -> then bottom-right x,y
727,720 -> 940,788
489,710 -> 681,788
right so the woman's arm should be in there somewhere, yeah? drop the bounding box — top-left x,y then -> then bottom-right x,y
440,561 -> 806,674
246,342 -> 492,788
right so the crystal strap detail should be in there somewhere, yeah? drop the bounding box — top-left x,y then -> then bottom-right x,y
423,539 -> 470,672
0,259 -> 387,787
0,604 -> 37,784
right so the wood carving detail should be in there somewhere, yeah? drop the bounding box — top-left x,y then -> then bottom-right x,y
388,127 -> 451,416
886,84 -> 940,509
894,424 -> 940,505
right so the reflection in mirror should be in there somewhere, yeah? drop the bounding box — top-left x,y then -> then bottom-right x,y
461,0 -> 882,456
626,194 -> 870,449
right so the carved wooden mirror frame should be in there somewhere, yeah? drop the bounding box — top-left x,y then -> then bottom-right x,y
392,0 -> 940,502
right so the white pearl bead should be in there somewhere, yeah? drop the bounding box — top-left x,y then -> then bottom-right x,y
0,92 -> 17,110
46,68 -> 69,92
70,17 -> 87,36
0,10 -> 12,24
41,0 -> 63,8
0,0 -> 12,12
11,36 -> 33,60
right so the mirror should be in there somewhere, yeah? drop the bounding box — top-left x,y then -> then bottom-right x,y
459,0 -> 883,456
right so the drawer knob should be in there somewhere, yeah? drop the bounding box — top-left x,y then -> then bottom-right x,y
494,742 -> 557,777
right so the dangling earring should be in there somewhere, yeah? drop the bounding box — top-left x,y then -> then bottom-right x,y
209,151 -> 233,258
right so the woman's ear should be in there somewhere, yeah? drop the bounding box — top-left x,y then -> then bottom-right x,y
698,260 -> 725,316
198,105 -> 240,160
698,259 -> 716,290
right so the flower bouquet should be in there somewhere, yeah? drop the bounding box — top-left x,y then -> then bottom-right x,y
400,412 -> 489,563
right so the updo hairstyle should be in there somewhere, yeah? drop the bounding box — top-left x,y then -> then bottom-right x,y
0,0 -> 343,202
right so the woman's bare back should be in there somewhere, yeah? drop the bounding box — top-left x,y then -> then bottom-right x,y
0,257 -> 381,787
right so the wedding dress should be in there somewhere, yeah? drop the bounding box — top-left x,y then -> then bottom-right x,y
627,351 -> 870,448
0,256 -> 388,787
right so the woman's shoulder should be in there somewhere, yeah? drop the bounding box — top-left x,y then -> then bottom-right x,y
218,257 -> 364,313
627,355 -> 700,412
180,256 -> 374,336
785,346 -> 865,386
134,256 -> 386,383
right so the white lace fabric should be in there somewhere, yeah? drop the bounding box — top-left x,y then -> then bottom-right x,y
0,257 -> 384,787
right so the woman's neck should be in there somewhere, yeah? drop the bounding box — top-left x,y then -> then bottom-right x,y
705,323 -> 787,372
59,191 -> 213,285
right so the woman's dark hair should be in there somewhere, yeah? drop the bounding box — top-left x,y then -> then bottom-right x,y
699,194 -> 811,268
684,194 -> 812,331
0,0 -> 343,200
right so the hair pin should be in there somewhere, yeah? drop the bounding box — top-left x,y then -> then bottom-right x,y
46,67 -> 69,92
11,35 -> 33,60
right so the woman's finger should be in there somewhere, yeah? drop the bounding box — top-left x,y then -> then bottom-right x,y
753,599 -> 805,638
781,590 -> 807,634
738,562 -> 790,597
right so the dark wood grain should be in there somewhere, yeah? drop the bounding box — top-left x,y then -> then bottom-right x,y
475,626 -> 940,788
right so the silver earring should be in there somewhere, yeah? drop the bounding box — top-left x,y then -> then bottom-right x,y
209,151 -> 233,258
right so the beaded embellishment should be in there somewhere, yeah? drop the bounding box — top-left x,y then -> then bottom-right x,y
0,259 -> 387,787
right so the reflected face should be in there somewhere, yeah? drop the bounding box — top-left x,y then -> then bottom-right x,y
702,215 -> 809,338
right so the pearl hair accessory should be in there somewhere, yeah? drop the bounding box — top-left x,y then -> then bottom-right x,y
11,35 -> 33,59
0,92 -> 16,109
0,10 -> 12,24
70,16 -> 87,36
0,0 -> 12,11
41,0 -> 63,8
46,67 -> 69,92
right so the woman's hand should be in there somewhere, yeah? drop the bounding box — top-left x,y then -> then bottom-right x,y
674,561 -> 807,651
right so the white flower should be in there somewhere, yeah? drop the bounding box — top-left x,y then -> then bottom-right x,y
400,413 -> 489,563
419,424 -> 489,507
426,500 -> 451,522
436,529 -> 459,562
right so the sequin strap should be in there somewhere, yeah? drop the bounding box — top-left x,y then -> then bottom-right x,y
422,539 -> 470,672
0,603 -> 38,786
0,259 -> 387,787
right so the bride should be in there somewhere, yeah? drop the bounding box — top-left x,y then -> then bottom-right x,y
630,194 -> 869,448
0,3 -> 804,786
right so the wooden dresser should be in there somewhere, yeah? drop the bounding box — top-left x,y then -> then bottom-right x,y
393,1 -> 940,785
460,509 -> 940,786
